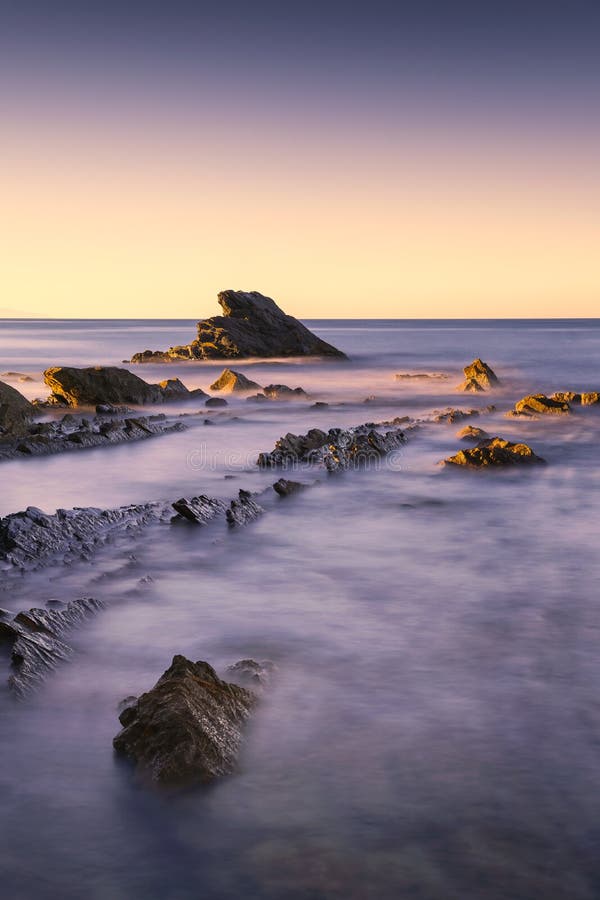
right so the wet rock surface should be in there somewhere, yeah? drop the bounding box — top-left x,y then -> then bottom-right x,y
0,597 -> 104,697
511,394 -> 571,417
442,437 -> 546,468
226,490 -> 264,526
258,423 -> 406,472
172,496 -> 227,524
43,366 -> 202,407
112,655 -> 258,787
0,380 -> 35,432
210,369 -> 262,393
130,290 -> 347,361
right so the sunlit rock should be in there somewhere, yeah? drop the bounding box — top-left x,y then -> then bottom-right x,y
441,437 -> 546,468
510,394 -> 571,417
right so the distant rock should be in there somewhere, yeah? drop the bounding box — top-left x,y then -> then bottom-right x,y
226,658 -> 276,688
226,490 -> 264,526
510,394 -> 571,417
113,655 -> 258,787
0,380 -> 35,432
0,597 -> 104,696
258,423 -> 406,472
263,384 -> 308,399
551,391 -> 600,406
395,372 -> 448,382
272,478 -> 305,497
442,437 -> 546,468
458,359 -> 500,392
205,396 -> 228,407
311,401 -> 329,410
130,290 -> 347,361
245,393 -> 269,403
43,366 -> 202,407
172,496 -> 227,524
457,425 -> 491,442
432,406 -> 495,424
210,369 -> 262,393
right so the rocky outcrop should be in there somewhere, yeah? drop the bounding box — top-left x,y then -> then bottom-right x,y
263,384 -> 308,399
258,423 -> 406,472
458,359 -> 500,392
113,655 -> 258,786
510,394 -> 571,417
130,290 -> 347,361
457,425 -> 491,442
0,380 -> 34,432
0,502 -> 172,572
226,490 -> 264,526
551,391 -> 600,406
0,411 -> 186,464
226,658 -> 275,688
442,437 -> 546,468
43,366 -> 205,407
395,372 -> 448,382
0,597 -> 104,697
209,369 -> 262,393
431,406 -> 495,424
172,496 -> 227,524
205,397 -> 228,407
272,478 -> 305,497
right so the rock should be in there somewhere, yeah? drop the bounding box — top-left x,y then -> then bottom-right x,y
0,501 -> 172,571
457,377 -> 485,393
311,401 -> 329,409
130,290 -> 347,361
226,490 -> 264,526
272,478 -> 305,497
205,397 -> 228,407
461,359 -> 500,390
112,655 -> 257,786
457,425 -> 491,441
395,372 -> 448,381
171,496 -> 227,524
226,659 -> 275,688
551,391 -> 600,406
582,392 -> 600,405
0,597 -> 103,696
0,380 -> 35,432
43,366 -> 200,407
258,423 -> 406,472
95,403 -> 135,415
210,369 -> 262,393
431,407 -> 494,424
262,384 -> 308,400
246,393 -> 269,403
511,394 -> 571,417
442,437 -> 546,468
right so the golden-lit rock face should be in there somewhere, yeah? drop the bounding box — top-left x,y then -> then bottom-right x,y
457,358 -> 500,392
209,368 -> 262,393
551,391 -> 600,406
512,394 -> 571,417
442,437 -> 546,468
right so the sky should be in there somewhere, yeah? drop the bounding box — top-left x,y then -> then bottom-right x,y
1,1 -> 599,319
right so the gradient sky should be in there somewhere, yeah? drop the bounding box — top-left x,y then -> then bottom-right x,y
1,1 -> 599,318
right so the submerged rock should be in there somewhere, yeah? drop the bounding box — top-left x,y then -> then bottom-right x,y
172,496 -> 227,524
458,359 -> 500,392
130,290 -> 347,361
262,384 -> 308,400
43,366 -> 202,407
457,425 -> 491,442
0,380 -> 34,432
226,490 -> 264,526
442,437 -> 546,468
511,394 -> 571,417
258,423 -> 406,472
395,372 -> 448,381
226,658 -> 275,688
210,369 -> 262,393
431,407 -> 494,424
112,655 -> 257,786
205,396 -> 228,407
0,597 -> 104,697
272,478 -> 306,497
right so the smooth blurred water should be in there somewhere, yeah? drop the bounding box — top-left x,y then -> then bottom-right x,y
1,319 -> 600,899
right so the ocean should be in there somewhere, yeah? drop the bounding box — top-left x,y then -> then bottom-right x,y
1,318 -> 600,899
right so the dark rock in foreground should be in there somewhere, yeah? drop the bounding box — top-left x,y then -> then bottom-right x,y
0,380 -> 35,432
226,490 -> 264,526
0,597 -> 103,697
510,394 -> 571,417
458,359 -> 500,392
172,496 -> 227,524
113,655 -> 258,786
43,366 -> 205,407
258,423 -> 406,472
130,290 -> 347,361
210,369 -> 262,393
442,437 -> 546,469
0,502 -> 171,571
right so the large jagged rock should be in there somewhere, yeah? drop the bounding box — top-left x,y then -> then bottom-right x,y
43,366 -> 204,407
130,290 -> 347,361
0,412 -> 186,464
0,597 -> 104,697
172,496 -> 227,524
0,502 -> 172,571
210,369 -> 262,393
0,380 -> 35,432
258,423 -> 406,472
112,655 -> 258,786
510,394 -> 571,417
442,437 -> 546,469
226,490 -> 264,526
458,359 -> 500,392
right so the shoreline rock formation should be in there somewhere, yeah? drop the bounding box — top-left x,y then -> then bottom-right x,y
43,366 -> 206,407
458,359 -> 500,392
442,437 -> 546,468
258,422 -> 406,472
0,380 -> 35,433
509,394 -> 571,417
113,655 -> 258,786
130,290 -> 347,361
